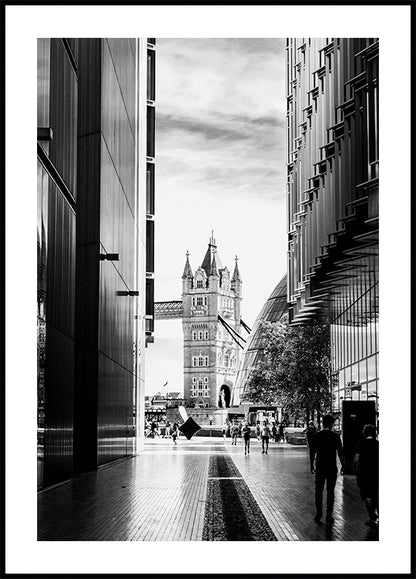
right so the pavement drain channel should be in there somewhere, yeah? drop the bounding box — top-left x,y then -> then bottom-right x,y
202,453 -> 277,541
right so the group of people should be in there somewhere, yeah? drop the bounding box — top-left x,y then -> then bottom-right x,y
145,420 -> 180,444
307,415 -> 379,528
227,419 -> 285,455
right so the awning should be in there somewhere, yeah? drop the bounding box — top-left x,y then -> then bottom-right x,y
227,409 -> 245,416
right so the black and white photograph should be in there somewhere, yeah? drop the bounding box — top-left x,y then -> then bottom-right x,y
3,3 -> 413,577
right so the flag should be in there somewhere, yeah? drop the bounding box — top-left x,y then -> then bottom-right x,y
178,406 -> 188,422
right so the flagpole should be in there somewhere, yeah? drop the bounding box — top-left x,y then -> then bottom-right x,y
163,381 -> 169,436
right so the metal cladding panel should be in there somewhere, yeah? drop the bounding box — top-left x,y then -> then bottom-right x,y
96,40 -> 137,463
43,325 -> 75,486
49,39 -> 78,199
105,39 -> 136,135
97,354 -> 135,465
46,181 -> 76,337
99,138 -> 135,290
75,38 -> 139,470
40,162 -> 76,488
37,37 -> 78,488
98,256 -> 134,373
286,38 -> 378,318
102,39 -> 136,217
37,39 -> 51,157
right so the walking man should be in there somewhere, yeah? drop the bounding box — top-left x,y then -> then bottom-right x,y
278,421 -> 285,443
305,421 -> 317,473
354,424 -> 379,528
310,414 -> 344,525
261,421 -> 271,454
242,421 -> 251,455
231,421 -> 239,445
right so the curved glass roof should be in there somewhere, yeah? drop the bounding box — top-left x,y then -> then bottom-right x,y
232,274 -> 288,406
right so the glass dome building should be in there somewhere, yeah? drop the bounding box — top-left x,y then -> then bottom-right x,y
231,274 -> 288,407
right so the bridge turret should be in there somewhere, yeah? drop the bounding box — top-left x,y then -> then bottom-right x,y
182,251 -> 193,293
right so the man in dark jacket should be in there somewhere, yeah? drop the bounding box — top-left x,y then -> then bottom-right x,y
354,424 -> 379,528
305,421 -> 317,473
311,414 -> 344,525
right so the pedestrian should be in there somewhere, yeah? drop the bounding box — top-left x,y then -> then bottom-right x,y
231,421 -> 239,445
164,420 -> 170,439
256,421 -> 261,440
305,421 -> 317,473
261,421 -> 271,454
171,421 -> 179,444
150,421 -> 160,438
271,422 -> 278,443
310,414 -> 344,525
279,421 -> 285,443
242,421 -> 251,455
353,424 -> 379,528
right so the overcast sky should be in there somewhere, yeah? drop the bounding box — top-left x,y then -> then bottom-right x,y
145,38 -> 287,395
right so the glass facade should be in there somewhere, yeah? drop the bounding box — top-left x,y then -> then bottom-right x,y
37,39 -> 78,488
286,38 -> 379,420
331,273 -> 379,414
37,38 -> 155,488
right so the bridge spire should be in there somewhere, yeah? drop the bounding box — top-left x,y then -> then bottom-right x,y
232,254 -> 242,282
182,250 -> 193,279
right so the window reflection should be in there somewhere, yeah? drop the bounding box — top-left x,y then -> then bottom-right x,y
330,280 -> 379,416
37,161 -> 49,489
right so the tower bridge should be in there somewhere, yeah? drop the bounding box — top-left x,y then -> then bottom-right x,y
154,234 -> 250,410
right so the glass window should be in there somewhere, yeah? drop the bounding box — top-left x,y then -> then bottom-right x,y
359,359 -> 367,383
367,355 -> 376,381
367,380 -> 377,396
360,384 -> 368,400
351,363 -> 359,386
147,49 -> 155,101
146,163 -> 155,215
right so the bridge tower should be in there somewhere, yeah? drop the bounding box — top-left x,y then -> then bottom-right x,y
182,233 -> 242,409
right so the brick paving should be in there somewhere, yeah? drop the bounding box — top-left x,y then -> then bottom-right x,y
37,437 -> 378,541
227,438 -> 378,541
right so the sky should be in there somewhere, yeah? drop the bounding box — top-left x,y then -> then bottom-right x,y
145,38 -> 288,396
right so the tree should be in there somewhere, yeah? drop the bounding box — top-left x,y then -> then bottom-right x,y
246,317 -> 331,425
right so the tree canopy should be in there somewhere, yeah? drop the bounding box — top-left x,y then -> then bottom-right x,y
246,316 -> 331,424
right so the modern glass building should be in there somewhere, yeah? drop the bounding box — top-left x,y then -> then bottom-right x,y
286,38 -> 379,418
231,274 -> 288,407
37,38 -> 155,488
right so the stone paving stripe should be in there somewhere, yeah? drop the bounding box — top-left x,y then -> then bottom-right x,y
202,454 -> 277,541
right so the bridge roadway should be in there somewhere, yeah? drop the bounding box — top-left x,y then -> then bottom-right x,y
154,300 -> 183,319
37,436 -> 378,542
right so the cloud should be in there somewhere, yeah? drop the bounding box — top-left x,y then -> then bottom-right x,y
146,38 -> 288,394
156,38 -> 287,207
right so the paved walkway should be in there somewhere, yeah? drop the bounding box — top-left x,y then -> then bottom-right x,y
38,437 -> 378,541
